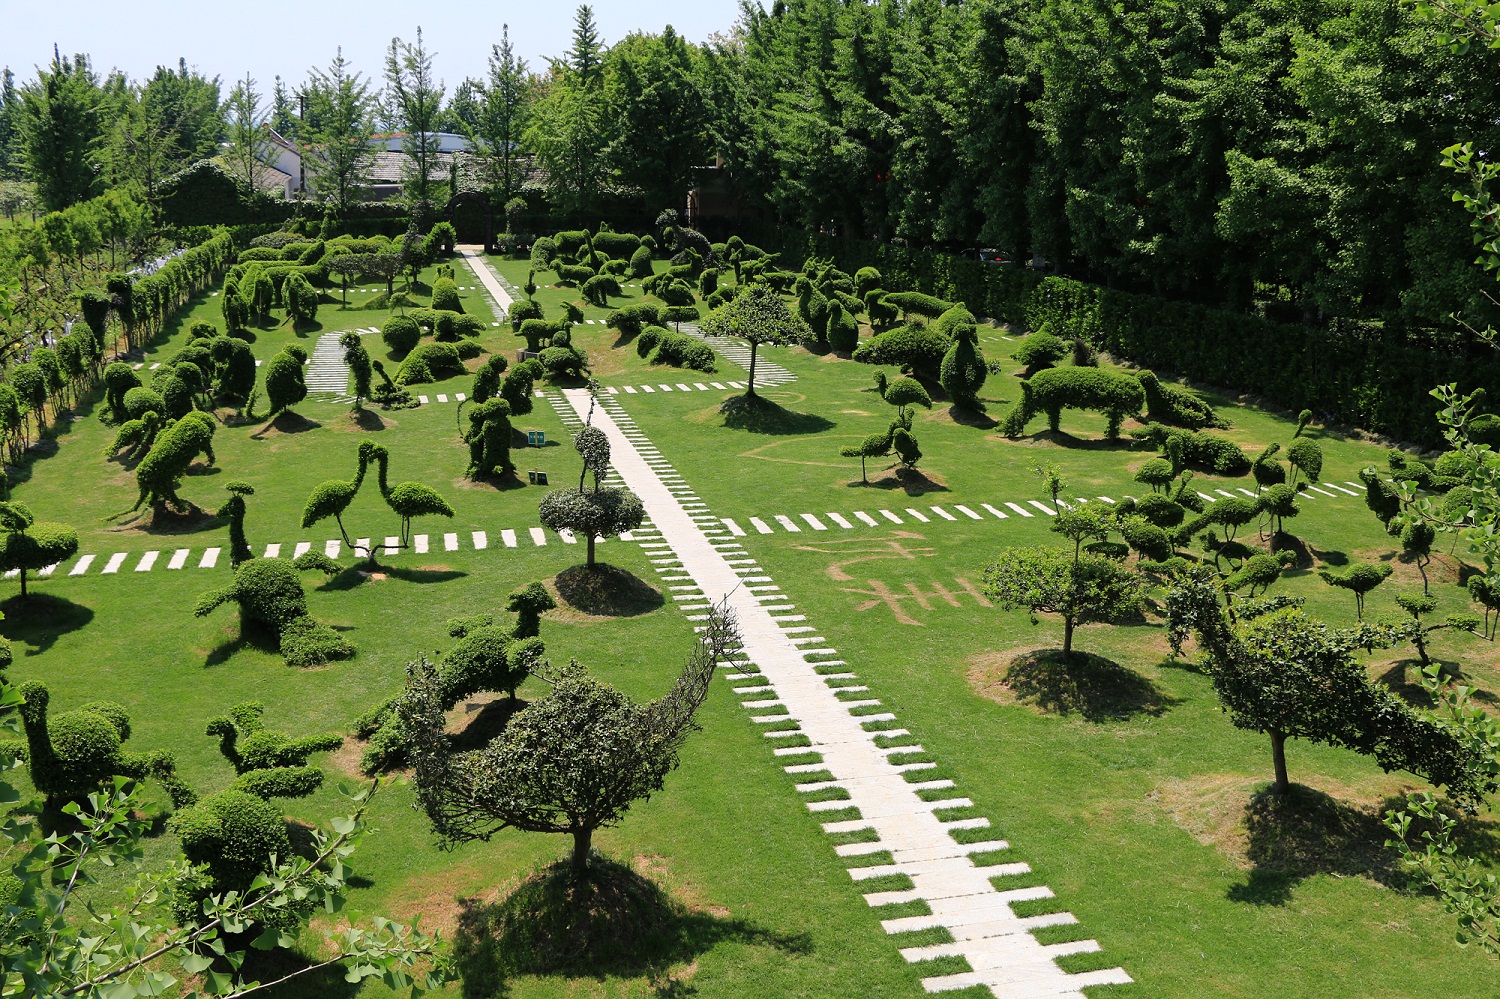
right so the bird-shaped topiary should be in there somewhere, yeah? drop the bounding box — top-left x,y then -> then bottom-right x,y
368,441 -> 455,547
301,440 -> 378,558
8,681 -> 195,808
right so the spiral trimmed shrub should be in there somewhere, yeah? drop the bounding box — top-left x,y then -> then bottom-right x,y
1001,366 -> 1145,439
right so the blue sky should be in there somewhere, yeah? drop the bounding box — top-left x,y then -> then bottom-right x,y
0,0 -> 750,93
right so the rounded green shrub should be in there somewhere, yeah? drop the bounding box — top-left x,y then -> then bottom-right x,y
431,276 -> 464,313
382,315 -> 422,356
852,322 -> 947,375
509,299 -> 543,330
827,301 -> 859,354
628,244 -> 654,279
396,342 -> 465,385
1012,330 -> 1068,374
122,386 -> 165,421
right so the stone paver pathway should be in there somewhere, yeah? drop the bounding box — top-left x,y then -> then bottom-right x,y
458,245 -> 515,319
560,387 -> 1131,999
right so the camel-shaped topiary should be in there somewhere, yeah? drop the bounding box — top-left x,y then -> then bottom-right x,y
197,483 -> 353,666
168,701 -> 342,926
9,681 -> 196,808
655,208 -> 717,266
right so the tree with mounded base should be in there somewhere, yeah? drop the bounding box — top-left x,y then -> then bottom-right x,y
538,421 -> 644,568
700,284 -> 811,398
397,606 -> 740,875
982,545 -> 1142,660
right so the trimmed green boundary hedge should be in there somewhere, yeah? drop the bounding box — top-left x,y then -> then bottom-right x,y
750,225 -> 1500,445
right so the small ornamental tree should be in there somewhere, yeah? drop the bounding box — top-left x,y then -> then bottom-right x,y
700,285 -> 811,397
1318,561 -> 1393,620
341,331 -> 373,410
102,361 -> 142,423
538,423 -> 645,567
982,546 -> 1143,659
367,441 -> 455,547
0,501 -> 79,597
327,253 -> 365,306
1402,519 -> 1437,594
397,607 -> 741,875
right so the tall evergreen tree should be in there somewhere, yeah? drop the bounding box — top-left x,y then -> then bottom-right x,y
221,73 -> 270,191
384,28 -> 445,205
478,25 -> 531,205
604,27 -> 711,209
568,5 -> 607,87
305,49 -> 376,210
0,68 -> 26,181
19,49 -> 103,211
270,75 -> 299,139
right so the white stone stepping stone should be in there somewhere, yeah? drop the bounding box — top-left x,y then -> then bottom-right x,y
1326,482 -> 1360,496
199,548 -> 220,568
502,529 -> 518,548
1098,495 -> 1115,503
436,394 -> 448,403
456,393 -> 467,401
383,537 -> 400,555
954,505 -> 983,520
904,508 -> 931,522
801,514 -> 827,530
101,553 -> 128,574
524,527 -> 544,546
773,515 -> 801,532
879,509 -> 903,524
444,533 -> 459,551
677,383 -> 692,391
167,549 -> 189,570
1215,489 -> 1236,499
659,384 -> 674,391
1307,485 -> 1336,497
711,382 -> 726,389
1004,502 -> 1033,517
325,540 -> 341,559
132,362 -> 144,370
135,551 -> 159,572
1343,481 -> 1363,490
981,504 -> 1008,519
824,512 -> 852,529
851,510 -> 878,526
294,542 -> 311,559
414,534 -> 429,554
642,385 -> 655,392
929,506 -> 956,521
472,531 -> 487,550
694,383 -> 709,390
722,518 -> 746,536
264,543 -> 281,558
749,517 -> 773,534
355,538 -> 371,558
149,362 -> 161,370
1197,491 -> 1217,502
38,561 -> 61,577
254,359 -> 263,367
1028,500 -> 1056,515
418,395 -> 429,404
559,529 -> 577,544
68,554 -> 97,576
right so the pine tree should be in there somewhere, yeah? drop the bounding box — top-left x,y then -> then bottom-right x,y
569,6 -> 606,87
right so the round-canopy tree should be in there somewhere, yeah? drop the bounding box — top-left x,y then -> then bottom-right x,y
397,607 -> 740,875
0,501 -> 78,598
982,546 -> 1143,660
700,285 -> 811,397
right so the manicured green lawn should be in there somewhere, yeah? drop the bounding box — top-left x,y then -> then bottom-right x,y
4,249 -> 1497,997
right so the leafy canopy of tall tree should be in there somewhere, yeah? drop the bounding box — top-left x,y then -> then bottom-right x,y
304,48 -> 376,210
19,49 -> 104,211
221,73 -> 271,191
384,28 -> 446,205
603,26 -> 712,209
477,25 -> 532,205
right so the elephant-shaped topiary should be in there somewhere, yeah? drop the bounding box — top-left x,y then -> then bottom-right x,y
8,681 -> 196,808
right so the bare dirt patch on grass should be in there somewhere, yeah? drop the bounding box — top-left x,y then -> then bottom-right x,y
967,646 -> 1177,722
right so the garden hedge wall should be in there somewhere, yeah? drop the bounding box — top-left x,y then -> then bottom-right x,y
751,224 -> 1500,445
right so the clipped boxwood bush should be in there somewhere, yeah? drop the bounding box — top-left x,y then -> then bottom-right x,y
396,342 -> 465,385
1012,330 -> 1068,374
431,276 -> 464,313
606,303 -> 661,337
651,330 -> 715,372
852,322 -> 947,375
123,386 -> 166,421
382,315 -> 421,356
1134,422 -> 1252,475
